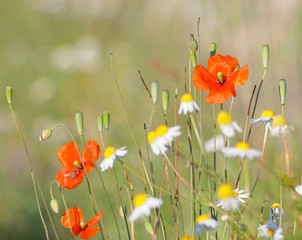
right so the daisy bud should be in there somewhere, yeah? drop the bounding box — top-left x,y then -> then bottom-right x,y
278,79 -> 287,105
103,111 -> 110,130
151,81 -> 159,105
6,86 -> 13,105
39,128 -> 53,141
50,198 -> 60,214
262,45 -> 269,69
210,42 -> 216,57
97,115 -> 103,133
75,112 -> 84,137
190,34 -> 198,52
162,90 -> 169,112
189,50 -> 197,67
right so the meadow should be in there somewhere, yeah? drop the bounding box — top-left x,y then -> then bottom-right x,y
1,0 -> 302,239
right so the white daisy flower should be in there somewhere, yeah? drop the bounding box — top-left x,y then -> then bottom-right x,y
148,125 -> 181,155
259,221 -> 284,240
295,185 -> 302,195
251,110 -> 275,126
100,146 -> 127,171
270,115 -> 292,137
205,135 -> 225,153
270,203 -> 284,223
178,93 -> 200,114
216,184 -> 249,211
194,214 -> 220,235
128,193 -> 163,222
221,141 -> 261,160
217,111 -> 242,138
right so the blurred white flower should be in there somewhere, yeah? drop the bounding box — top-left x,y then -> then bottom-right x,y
194,214 -> 219,235
217,111 -> 241,138
259,221 -> 284,240
221,142 -> 261,160
270,115 -> 292,137
251,110 -> 275,126
100,146 -> 127,171
295,185 -> 302,195
128,194 -> 163,222
205,135 -> 225,152
178,94 -> 199,114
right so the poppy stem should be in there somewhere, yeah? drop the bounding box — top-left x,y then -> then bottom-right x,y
8,103 -> 60,240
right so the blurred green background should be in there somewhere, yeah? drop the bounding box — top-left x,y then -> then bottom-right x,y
1,0 -> 302,239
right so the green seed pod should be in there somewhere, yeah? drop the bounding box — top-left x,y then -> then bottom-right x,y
189,50 -> 197,68
210,42 -> 216,57
190,34 -> 198,52
162,90 -> 169,112
6,86 -> 13,105
75,112 -> 84,137
97,115 -> 103,132
39,129 -> 53,141
103,111 -> 110,130
151,81 -> 159,105
262,45 -> 269,69
278,79 -> 287,105
50,198 -> 60,214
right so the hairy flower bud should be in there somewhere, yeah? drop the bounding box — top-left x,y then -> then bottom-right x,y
75,112 -> 84,137
103,111 -> 110,130
210,42 -> 216,57
39,129 -> 53,141
6,86 -> 13,105
189,50 -> 197,68
190,34 -> 198,52
262,45 -> 269,69
278,79 -> 287,105
50,198 -> 60,214
97,115 -> 103,133
151,81 -> 159,105
162,90 -> 169,112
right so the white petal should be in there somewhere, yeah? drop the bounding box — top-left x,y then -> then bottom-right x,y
205,135 -> 225,152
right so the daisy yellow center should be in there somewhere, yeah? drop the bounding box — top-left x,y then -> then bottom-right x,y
104,147 -> 117,159
134,193 -> 148,207
261,110 -> 274,118
272,202 -> 281,209
148,131 -> 158,143
217,111 -> 233,125
236,142 -> 250,150
196,214 -> 210,223
218,184 -> 234,199
181,236 -> 193,240
181,94 -> 194,102
267,228 -> 274,237
156,125 -> 169,136
271,115 -> 287,127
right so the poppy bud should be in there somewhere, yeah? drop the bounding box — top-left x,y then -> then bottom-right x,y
278,79 -> 287,105
190,34 -> 198,52
210,42 -> 216,57
162,90 -> 169,112
50,198 -> 60,214
39,128 -> 53,141
189,50 -> 197,68
151,81 -> 159,105
262,45 -> 269,69
103,111 -> 110,130
6,86 -> 13,105
97,115 -> 103,133
75,112 -> 84,137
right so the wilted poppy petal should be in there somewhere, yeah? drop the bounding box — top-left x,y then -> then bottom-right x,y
81,140 -> 101,172
56,168 -> 84,189
208,54 -> 238,76
229,65 -> 249,85
193,65 -> 216,91
80,227 -> 100,239
85,212 -> 103,228
205,84 -> 236,104
61,207 -> 84,236
57,142 -> 80,169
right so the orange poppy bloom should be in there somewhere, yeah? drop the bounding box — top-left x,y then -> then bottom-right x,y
193,54 -> 249,104
56,140 -> 101,189
61,207 -> 103,239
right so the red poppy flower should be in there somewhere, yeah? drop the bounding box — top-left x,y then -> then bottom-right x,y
56,140 -> 101,189
61,207 -> 103,239
193,54 -> 249,104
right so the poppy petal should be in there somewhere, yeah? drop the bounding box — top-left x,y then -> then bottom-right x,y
61,207 -> 84,236
229,65 -> 249,85
85,212 -> 103,228
205,84 -> 236,104
193,65 -> 216,91
208,54 -> 238,76
57,142 -> 80,169
56,168 -> 84,189
80,227 -> 100,239
81,140 -> 101,172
